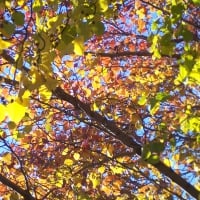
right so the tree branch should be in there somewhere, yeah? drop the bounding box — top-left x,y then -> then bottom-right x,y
0,174 -> 35,200
54,87 -> 199,199
85,51 -> 181,59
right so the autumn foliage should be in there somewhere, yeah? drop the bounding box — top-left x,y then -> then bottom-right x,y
0,0 -> 199,199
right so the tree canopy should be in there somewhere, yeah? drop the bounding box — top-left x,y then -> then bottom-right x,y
0,0 -> 199,199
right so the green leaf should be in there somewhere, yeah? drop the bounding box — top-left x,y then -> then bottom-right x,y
33,0 -> 43,12
171,3 -> 185,16
149,142 -> 164,153
39,85 -> 52,103
61,26 -> 76,45
76,22 -> 91,41
91,21 -> 105,36
149,98 -> 160,115
12,11 -> 25,26
142,145 -> 151,160
155,92 -> 170,102
8,121 -> 17,130
192,0 -> 200,5
181,28 -> 193,42
45,77 -> 58,91
138,95 -> 147,106
147,154 -> 160,164
0,21 -> 15,38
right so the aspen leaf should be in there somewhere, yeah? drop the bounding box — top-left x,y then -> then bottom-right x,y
138,95 -> 147,106
39,85 -> 52,103
64,159 -> 74,166
163,158 -> 171,167
0,105 -> 6,122
89,173 -> 100,189
73,153 -> 80,160
33,0 -> 43,11
0,38 -> 13,52
55,179 -> 63,188
12,11 -> 25,26
8,121 -> 16,129
147,154 -> 160,164
92,102 -> 99,111
142,145 -> 151,160
7,101 -> 27,123
2,153 -> 12,165
73,37 -> 84,56
0,21 -> 15,38
107,144 -> 114,158
110,166 -> 125,174
150,101 -> 160,115
98,166 -> 106,174
62,147 -> 69,155
98,0 -> 108,12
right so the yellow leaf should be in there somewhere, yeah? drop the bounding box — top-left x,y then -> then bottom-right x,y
62,147 -> 69,155
73,37 -> 84,56
0,38 -> 13,53
2,153 -> 12,165
55,179 -> 63,188
64,159 -> 74,166
163,158 -> 171,167
98,166 -> 106,174
39,85 -> 52,103
0,105 -> 6,122
98,0 -> 108,12
92,76 -> 101,89
7,101 -> 27,123
92,102 -> 99,111
84,88 -> 91,97
110,166 -> 125,174
73,153 -> 80,160
89,173 -> 100,189
107,144 -> 114,158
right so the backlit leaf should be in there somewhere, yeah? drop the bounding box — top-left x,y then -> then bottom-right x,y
73,37 -> 84,56
39,85 -> 52,103
2,153 -> 12,165
0,38 -> 13,52
73,153 -> 80,160
64,159 -> 74,166
98,0 -> 108,12
7,101 -> 27,123
0,105 -> 6,122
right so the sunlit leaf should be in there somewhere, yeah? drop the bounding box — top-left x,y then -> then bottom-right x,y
98,0 -> 108,12
138,95 -> 147,106
0,38 -> 13,52
110,166 -> 125,174
2,153 -> 12,165
89,173 -> 100,189
64,159 -> 74,166
147,154 -> 160,164
7,101 -> 27,123
73,37 -> 84,56
0,104 -> 6,122
98,166 -> 106,174
39,85 -> 52,103
73,153 -> 80,160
